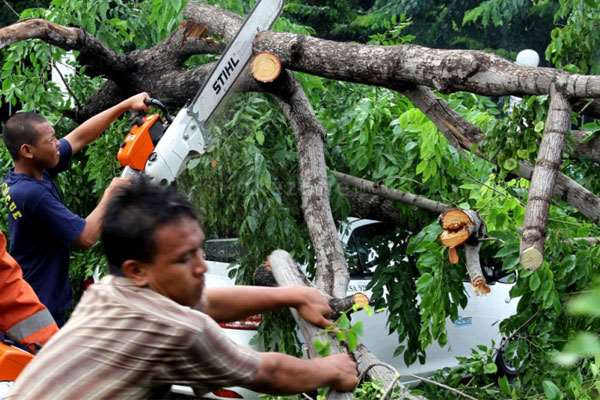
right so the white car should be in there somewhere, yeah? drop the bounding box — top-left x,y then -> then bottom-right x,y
179,218 -> 519,399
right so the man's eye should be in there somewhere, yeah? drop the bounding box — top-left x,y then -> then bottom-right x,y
177,254 -> 192,264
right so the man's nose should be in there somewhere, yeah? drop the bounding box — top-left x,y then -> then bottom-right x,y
192,255 -> 207,277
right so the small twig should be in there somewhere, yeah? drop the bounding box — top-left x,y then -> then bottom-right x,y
302,392 -> 315,400
52,60 -> 82,110
2,0 -> 19,18
381,374 -> 424,400
501,309 -> 540,347
404,373 -> 479,400
358,362 -> 398,382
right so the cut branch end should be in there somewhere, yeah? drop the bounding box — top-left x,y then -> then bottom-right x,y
251,51 -> 281,83
521,246 -> 543,270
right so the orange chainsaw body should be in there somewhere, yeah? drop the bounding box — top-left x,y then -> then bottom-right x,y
117,114 -> 163,171
0,341 -> 33,380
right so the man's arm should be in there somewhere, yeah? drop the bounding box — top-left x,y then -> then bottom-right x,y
201,286 -> 332,327
73,177 -> 130,249
248,352 -> 358,394
64,93 -> 150,155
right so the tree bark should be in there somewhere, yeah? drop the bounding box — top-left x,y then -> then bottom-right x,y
253,32 -> 600,97
340,188 -> 410,225
334,171 -> 450,214
520,83 -> 571,270
572,130 -> 600,163
268,73 -> 349,298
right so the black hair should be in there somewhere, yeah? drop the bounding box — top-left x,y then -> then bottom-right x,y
101,178 -> 199,275
2,112 -> 47,160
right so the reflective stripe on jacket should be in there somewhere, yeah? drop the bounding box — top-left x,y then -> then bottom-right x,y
0,232 -> 58,347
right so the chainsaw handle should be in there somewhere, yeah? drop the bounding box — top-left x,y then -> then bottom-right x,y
144,98 -> 173,124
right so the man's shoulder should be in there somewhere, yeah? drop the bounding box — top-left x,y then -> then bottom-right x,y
4,175 -> 49,200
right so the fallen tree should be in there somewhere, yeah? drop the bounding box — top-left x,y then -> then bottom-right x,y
2,2 -> 600,398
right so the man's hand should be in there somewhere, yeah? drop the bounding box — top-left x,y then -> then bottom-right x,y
318,353 -> 359,392
126,92 -> 151,112
295,287 -> 333,328
102,177 -> 132,200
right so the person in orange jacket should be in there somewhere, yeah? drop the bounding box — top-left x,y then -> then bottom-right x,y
0,231 -> 58,352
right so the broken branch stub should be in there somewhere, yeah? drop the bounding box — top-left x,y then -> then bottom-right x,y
439,209 -> 490,295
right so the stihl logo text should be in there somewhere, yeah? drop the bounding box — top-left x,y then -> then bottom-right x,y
212,57 -> 240,95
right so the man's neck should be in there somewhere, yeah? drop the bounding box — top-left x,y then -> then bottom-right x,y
14,161 -> 43,180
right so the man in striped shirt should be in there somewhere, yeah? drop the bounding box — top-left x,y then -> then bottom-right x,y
7,179 -> 358,399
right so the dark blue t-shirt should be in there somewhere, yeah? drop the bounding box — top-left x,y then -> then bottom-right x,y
3,139 -> 85,323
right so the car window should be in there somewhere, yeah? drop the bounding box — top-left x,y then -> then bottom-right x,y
345,222 -> 411,279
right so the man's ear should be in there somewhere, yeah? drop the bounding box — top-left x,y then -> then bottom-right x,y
19,143 -> 34,160
122,260 -> 150,287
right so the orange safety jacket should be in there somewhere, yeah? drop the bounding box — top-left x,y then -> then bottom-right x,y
0,231 -> 58,349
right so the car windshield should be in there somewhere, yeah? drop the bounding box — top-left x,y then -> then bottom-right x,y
345,222 -> 412,279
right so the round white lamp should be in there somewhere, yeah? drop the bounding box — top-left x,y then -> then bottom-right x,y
515,49 -> 540,67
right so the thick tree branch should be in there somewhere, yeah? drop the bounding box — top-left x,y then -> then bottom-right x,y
268,72 -> 349,298
253,32 -> 600,97
520,84 -> 571,269
267,251 -> 421,400
333,171 -> 450,214
184,2 -> 243,44
0,19 -> 130,78
404,86 -> 600,225
340,188 -> 408,225
267,250 -> 354,400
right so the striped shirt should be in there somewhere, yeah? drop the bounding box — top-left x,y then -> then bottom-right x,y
7,275 -> 261,399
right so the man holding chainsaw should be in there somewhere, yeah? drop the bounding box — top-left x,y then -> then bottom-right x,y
1,92 -> 149,326
7,179 -> 358,399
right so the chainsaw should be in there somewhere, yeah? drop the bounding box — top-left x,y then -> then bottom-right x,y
118,0 -> 283,185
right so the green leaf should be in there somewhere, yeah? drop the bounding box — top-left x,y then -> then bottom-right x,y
337,313 -> 351,330
255,130 -> 265,145
498,376 -> 511,395
484,362 -> 498,374
542,380 -> 563,400
313,339 -> 331,357
529,273 -> 541,291
503,158 -> 518,171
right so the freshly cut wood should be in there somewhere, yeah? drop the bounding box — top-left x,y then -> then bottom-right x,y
440,228 -> 470,249
439,208 -> 476,264
251,51 -> 281,83
441,209 -> 472,231
520,247 -> 544,270
448,247 -> 459,264
438,209 -> 490,294
464,240 -> 490,295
